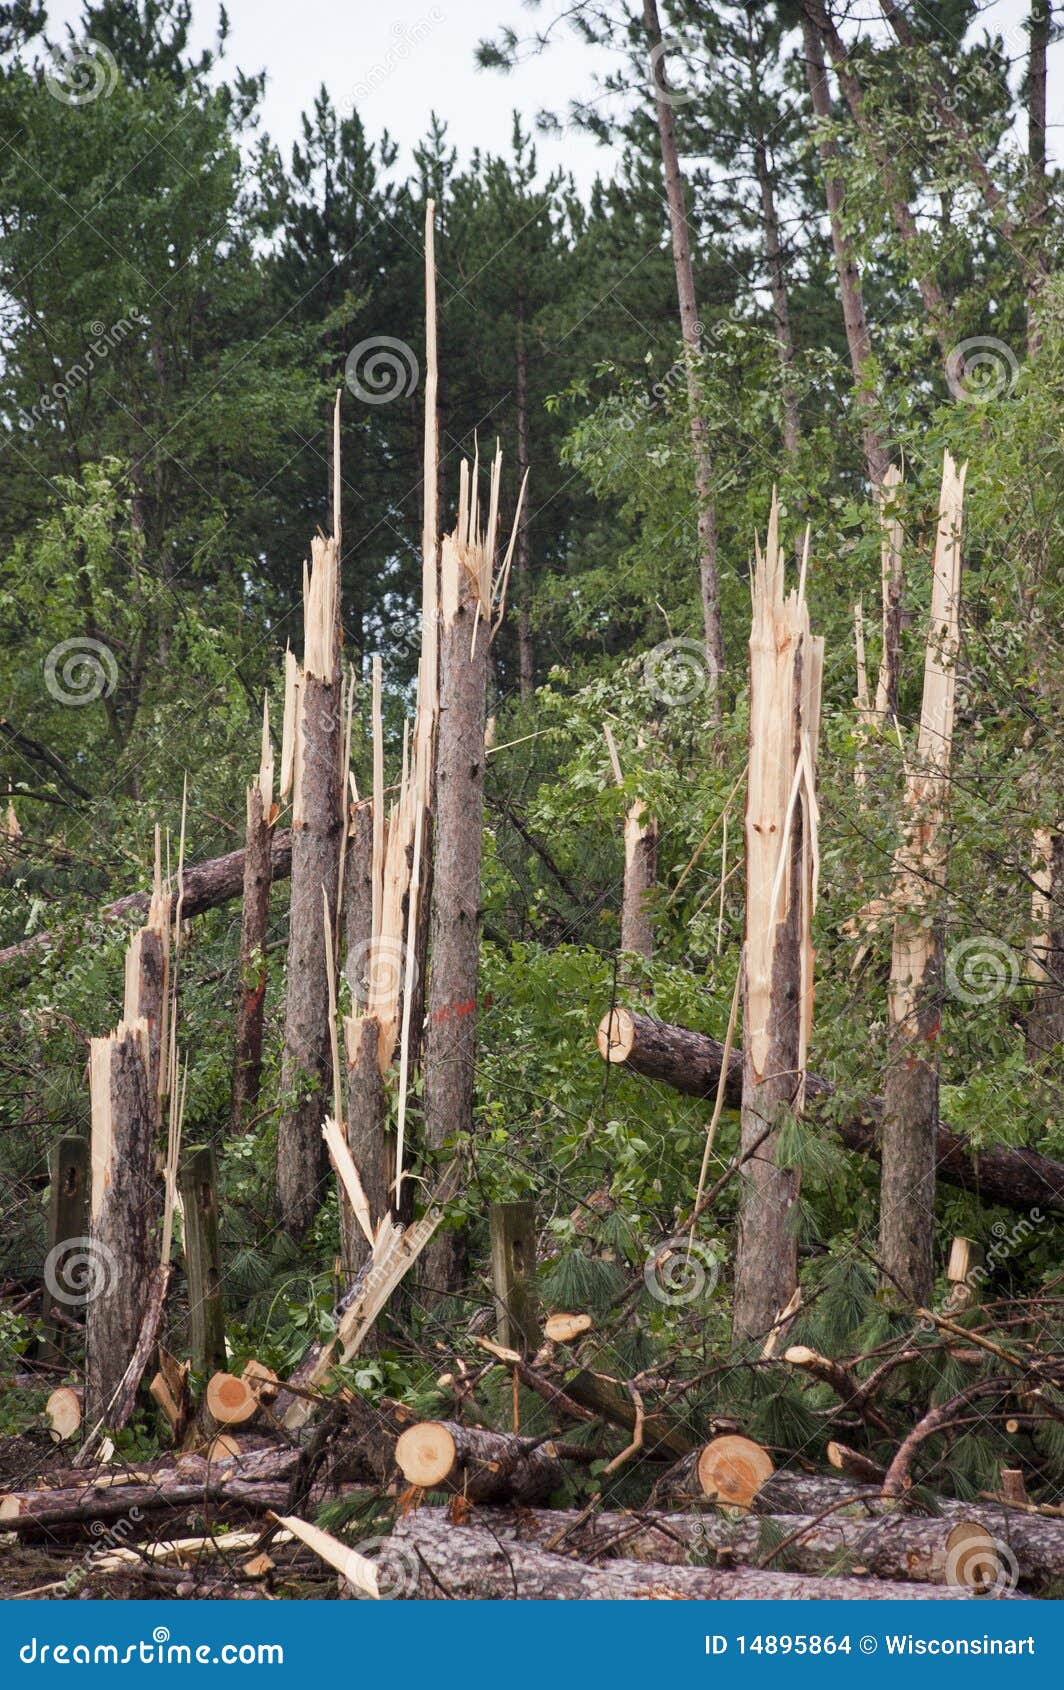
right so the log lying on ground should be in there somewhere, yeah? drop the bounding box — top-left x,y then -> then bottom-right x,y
395,1421 -> 567,1505
0,832 -> 294,971
598,1007 -> 1064,1215
390,1512 -> 1012,1599
411,1505 -> 1050,1592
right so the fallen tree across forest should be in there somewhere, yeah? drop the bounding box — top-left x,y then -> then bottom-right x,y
0,831 -> 294,971
598,1007 -> 1064,1215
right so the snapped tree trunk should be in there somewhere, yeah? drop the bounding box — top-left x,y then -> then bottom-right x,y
734,502 -> 823,1341
342,799 -> 388,1275
278,536 -> 342,1239
85,1021 -> 158,1430
230,705 -> 274,1135
643,0 -> 723,696
1027,828 -> 1064,1066
879,454 -> 965,1304
422,480 -> 496,1289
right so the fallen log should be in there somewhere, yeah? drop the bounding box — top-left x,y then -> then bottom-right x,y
0,1479 -> 292,1534
395,1421 -> 567,1505
598,1007 -> 1064,1216
390,1512 -> 1014,1599
429,1505 -> 1050,1591
0,831 -> 294,971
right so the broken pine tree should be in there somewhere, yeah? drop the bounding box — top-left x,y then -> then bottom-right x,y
879,452 -> 966,1305
422,445 -> 526,1289
276,503 -> 342,1238
733,498 -> 823,1342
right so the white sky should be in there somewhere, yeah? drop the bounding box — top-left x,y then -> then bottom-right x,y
40,0 -> 1063,192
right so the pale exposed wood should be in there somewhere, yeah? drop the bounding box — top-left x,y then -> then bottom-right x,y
880,453 -> 966,1303
205,1373 -> 259,1427
874,463 -> 905,721
45,1386 -> 82,1442
697,1434 -> 775,1508
395,1420 -> 566,1504
736,499 -> 822,1338
241,1361 -> 279,1406
543,1313 -> 592,1344
271,1511 -> 381,1598
322,1115 -> 374,1249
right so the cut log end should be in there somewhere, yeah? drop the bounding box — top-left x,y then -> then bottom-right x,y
696,1435 -> 775,1509
543,1312 -> 593,1344
596,1007 -> 635,1065
944,1520 -> 1004,1592
395,1421 -> 457,1489
45,1386 -> 83,1443
205,1372 -> 259,1427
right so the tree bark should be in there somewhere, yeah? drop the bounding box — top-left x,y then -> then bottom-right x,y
0,832 -> 294,973
643,0 -> 723,696
278,662 -> 343,1237
879,456 -> 964,1305
620,799 -> 658,960
800,11 -> 890,488
597,1006 -> 1064,1216
230,783 -> 273,1134
342,800 -> 388,1275
1027,829 -> 1064,1065
422,536 -> 490,1288
1026,0 -> 1050,351
451,1503 -> 1058,1590
395,1420 -> 567,1504
803,2 -> 950,352
84,1024 -> 158,1430
390,1511 -> 1004,1599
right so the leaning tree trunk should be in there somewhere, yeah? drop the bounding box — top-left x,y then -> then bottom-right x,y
879,455 -> 965,1304
643,0 -> 723,698
734,501 -> 823,1341
800,11 -> 890,491
278,536 -> 342,1238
